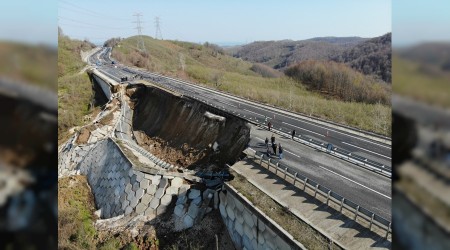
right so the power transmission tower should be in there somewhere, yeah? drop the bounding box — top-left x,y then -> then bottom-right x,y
154,16 -> 163,40
133,13 -> 146,52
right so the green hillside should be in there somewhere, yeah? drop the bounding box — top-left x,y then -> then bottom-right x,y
58,33 -> 97,143
393,55 -> 450,108
111,36 -> 391,135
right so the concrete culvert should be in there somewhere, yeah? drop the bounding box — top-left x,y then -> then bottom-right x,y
127,83 -> 251,170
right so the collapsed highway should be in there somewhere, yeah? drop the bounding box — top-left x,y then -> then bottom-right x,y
90,47 -> 392,220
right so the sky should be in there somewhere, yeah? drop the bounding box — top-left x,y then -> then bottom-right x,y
393,0 -> 450,46
57,0 -> 391,45
0,0 -> 57,45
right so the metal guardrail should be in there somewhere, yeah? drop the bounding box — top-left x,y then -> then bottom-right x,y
94,57 -> 391,174
251,122 -> 392,177
116,65 -> 392,176
94,55 -> 392,237
244,147 -> 392,238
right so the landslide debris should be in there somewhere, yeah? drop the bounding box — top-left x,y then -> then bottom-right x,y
128,84 -> 250,170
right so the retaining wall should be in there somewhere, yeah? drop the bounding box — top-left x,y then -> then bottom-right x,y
58,138 -> 219,231
219,183 -> 304,250
91,73 -> 112,100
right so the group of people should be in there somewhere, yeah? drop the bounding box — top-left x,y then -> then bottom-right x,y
265,134 -> 283,159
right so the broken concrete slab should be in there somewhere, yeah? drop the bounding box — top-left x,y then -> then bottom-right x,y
187,203 -> 199,219
147,184 -> 157,195
161,194 -> 172,206
188,189 -> 200,199
139,179 -> 149,189
192,196 -> 202,206
174,204 -> 185,217
171,177 -> 183,188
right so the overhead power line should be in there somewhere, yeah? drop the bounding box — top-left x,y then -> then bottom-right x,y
58,16 -> 131,29
58,0 -> 132,21
58,21 -> 131,30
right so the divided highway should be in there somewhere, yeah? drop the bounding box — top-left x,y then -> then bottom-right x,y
89,47 -> 392,219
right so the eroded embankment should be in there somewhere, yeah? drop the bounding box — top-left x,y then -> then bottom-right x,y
127,84 -> 250,169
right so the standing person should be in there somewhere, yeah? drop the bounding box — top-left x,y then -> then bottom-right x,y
272,142 -> 277,155
291,129 -> 296,140
278,143 -> 283,159
271,134 -> 275,146
267,121 -> 272,131
265,137 -> 269,148
266,145 -> 271,157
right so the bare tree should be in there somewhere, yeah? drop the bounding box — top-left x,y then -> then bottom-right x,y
211,71 -> 225,88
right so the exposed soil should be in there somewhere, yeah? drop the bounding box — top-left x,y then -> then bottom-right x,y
129,84 -> 250,169
152,205 -> 235,250
76,127 -> 91,144
134,131 -> 210,169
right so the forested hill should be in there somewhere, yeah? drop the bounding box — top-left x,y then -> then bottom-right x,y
227,33 -> 391,83
226,37 -> 365,70
332,33 -> 391,82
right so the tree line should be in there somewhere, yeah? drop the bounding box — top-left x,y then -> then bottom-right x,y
285,60 -> 390,105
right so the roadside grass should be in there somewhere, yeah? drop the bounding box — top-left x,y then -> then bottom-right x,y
58,176 -> 97,249
113,36 -> 391,136
58,73 -> 98,144
229,169 -> 341,250
58,34 -> 99,144
393,55 -> 450,108
186,65 -> 391,136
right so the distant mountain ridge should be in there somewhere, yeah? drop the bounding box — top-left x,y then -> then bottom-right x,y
227,33 -> 391,82
305,36 -> 369,45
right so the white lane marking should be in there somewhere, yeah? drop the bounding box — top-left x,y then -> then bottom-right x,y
134,71 -> 391,150
341,142 -> 391,160
216,100 -> 237,107
270,109 -> 391,149
285,150 -> 301,158
282,122 -> 325,137
243,108 -> 268,118
255,137 -> 300,158
318,165 -> 391,200
253,136 -> 389,198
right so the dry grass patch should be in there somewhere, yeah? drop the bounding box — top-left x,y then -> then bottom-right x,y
113,36 -> 391,136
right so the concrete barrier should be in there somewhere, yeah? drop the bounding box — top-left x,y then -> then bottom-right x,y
245,147 -> 391,237
219,183 -> 305,250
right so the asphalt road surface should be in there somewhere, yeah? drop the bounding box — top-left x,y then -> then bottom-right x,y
89,48 -> 392,219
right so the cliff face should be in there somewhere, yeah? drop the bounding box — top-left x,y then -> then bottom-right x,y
128,84 -> 250,168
